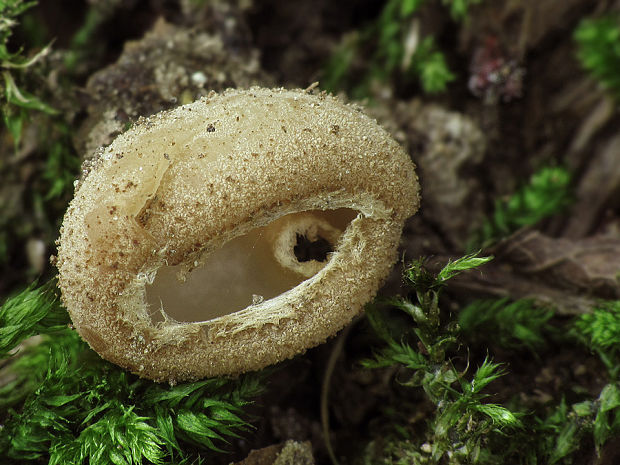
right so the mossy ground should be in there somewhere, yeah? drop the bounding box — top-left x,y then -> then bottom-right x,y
1,1 -> 619,464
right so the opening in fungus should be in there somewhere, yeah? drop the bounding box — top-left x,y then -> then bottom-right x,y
294,234 -> 333,262
145,209 -> 357,323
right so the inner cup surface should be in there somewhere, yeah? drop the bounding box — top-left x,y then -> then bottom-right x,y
145,208 -> 357,323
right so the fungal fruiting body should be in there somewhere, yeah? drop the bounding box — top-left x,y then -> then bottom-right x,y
56,87 -> 420,383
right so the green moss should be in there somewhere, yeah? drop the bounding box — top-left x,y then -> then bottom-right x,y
321,0 -> 481,98
575,15 -> 620,102
459,298 -> 554,353
0,1 -> 81,284
469,165 -> 572,249
0,284 -> 266,464
573,301 -> 620,379
363,254 -> 524,464
360,249 -> 620,464
1,0 -> 56,147
0,280 -> 69,358
441,0 -> 482,21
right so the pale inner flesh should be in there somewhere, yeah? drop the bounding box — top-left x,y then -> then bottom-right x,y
145,209 -> 357,323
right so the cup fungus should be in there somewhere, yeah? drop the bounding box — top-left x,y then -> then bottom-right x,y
56,87 -> 420,383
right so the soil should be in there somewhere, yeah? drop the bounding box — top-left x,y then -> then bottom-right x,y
1,0 -> 619,464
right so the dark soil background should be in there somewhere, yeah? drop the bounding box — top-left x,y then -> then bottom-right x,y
1,0 -> 619,464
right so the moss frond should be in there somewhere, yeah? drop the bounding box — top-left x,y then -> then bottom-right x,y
459,298 -> 554,353
321,0 -> 470,98
363,253 -> 522,463
575,15 -> 620,101
470,165 -> 572,248
0,284 -> 266,464
573,301 -> 620,378
0,280 -> 69,358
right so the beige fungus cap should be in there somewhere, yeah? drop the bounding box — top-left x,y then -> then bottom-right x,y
56,87 -> 420,383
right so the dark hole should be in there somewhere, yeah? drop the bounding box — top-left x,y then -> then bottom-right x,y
294,234 -> 333,263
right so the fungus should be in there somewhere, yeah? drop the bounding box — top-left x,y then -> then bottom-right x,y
56,87 -> 420,383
